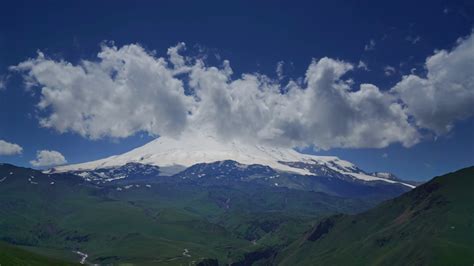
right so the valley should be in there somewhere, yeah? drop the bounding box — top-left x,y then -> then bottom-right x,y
0,163 -> 373,265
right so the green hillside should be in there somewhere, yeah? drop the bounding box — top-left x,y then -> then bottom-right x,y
0,164 -> 371,265
0,241 -> 77,266
277,166 -> 474,266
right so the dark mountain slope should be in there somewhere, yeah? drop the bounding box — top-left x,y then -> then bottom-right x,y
277,166 -> 474,266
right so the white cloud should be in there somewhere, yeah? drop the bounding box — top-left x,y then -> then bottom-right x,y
357,60 -> 369,71
11,33 -> 474,150
392,33 -> 474,134
384,65 -> 396,76
0,140 -> 23,156
184,56 -> 419,149
12,44 -> 193,139
364,39 -> 376,51
30,150 -> 67,167
167,42 -> 187,70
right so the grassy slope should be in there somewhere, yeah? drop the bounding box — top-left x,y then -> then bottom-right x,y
0,164 -> 371,265
0,165 -> 247,265
0,241 -> 77,266
277,166 -> 474,266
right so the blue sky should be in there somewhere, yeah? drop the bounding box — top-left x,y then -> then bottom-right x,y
0,0 -> 473,180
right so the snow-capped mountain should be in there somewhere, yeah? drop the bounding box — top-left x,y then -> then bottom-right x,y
52,134 -> 414,188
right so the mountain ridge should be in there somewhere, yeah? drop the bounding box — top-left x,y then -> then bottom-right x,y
275,166 -> 474,265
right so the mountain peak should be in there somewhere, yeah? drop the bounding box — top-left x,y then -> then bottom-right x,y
53,134 -> 414,187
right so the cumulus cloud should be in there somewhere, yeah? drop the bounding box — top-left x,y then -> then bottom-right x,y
255,59 -> 419,149
0,140 -> 23,155
392,33 -> 474,134
11,33 -> 474,150
30,150 -> 67,167
11,45 -> 192,139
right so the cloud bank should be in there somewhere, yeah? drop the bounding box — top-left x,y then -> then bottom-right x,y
30,150 -> 67,167
392,34 -> 474,135
11,33 -> 474,150
0,140 -> 23,156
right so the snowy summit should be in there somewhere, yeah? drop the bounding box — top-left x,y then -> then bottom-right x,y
53,133 -> 414,188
